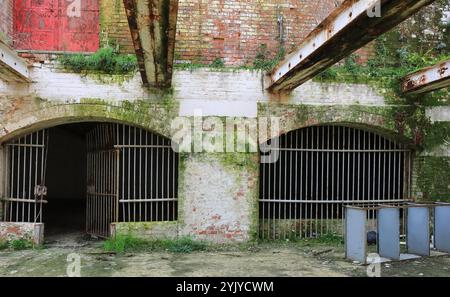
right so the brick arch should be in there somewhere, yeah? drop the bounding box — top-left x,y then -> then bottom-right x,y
0,101 -> 176,144
259,105 -> 414,146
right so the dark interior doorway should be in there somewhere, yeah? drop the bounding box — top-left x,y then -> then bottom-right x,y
43,123 -> 96,240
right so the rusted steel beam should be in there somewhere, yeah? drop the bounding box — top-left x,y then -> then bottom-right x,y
0,40 -> 31,83
402,59 -> 450,95
268,0 -> 436,93
123,0 -> 179,88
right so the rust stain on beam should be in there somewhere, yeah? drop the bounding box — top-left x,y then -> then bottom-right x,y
402,59 -> 450,95
268,0 -> 436,93
0,40 -> 31,83
123,0 -> 179,88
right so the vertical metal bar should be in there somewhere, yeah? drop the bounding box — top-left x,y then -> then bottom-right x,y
368,131 -> 372,222
32,132 -> 37,220
340,127 -> 345,235
172,145 -> 176,221
22,136 -> 26,222
279,132 -> 287,239
167,141 -> 171,222
294,130 -> 298,238
28,133 -> 32,222
156,133 -> 160,222
272,137 -> 276,240
347,127 -> 350,232
127,125 -> 131,222
352,127 -> 355,205
133,127 -> 136,222
145,131 -> 148,221
306,128 -> 314,237
382,137 -> 386,200
266,139 -> 270,239
16,137 -> 20,221
398,145 -> 401,201
150,132 -> 154,222
261,141 -> 265,240
283,133 -> 287,240
40,129 -> 45,223
289,132 -> 293,239
306,128 -> 310,237
116,148 -> 120,224
315,126 -> 319,237
408,151 -> 412,199
3,145 -> 10,221
378,134 -> 381,202
278,133 -> 282,240
393,140 -> 397,203
362,130 -> 366,203
10,142 -> 14,221
388,138 -> 391,201
326,126 -> 330,234
331,126 -> 335,233
337,127 -> 341,233
299,129 -> 303,238
372,132 -> 375,202
139,128 -> 142,221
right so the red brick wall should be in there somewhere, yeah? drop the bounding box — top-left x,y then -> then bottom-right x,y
99,0 -> 349,65
0,0 -> 13,44
100,0 -> 135,53
13,0 -> 373,65
175,0 -> 342,65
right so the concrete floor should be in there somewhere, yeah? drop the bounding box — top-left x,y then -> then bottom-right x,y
1,234 -> 450,277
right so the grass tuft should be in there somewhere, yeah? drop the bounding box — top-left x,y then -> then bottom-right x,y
59,46 -> 137,74
103,235 -> 208,254
10,239 -> 33,251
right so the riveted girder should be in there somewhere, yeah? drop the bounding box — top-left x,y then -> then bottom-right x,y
123,0 -> 178,88
268,0 -> 436,93
402,59 -> 450,95
0,40 -> 31,83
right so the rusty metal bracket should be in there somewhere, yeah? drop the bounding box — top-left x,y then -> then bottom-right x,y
402,59 -> 450,95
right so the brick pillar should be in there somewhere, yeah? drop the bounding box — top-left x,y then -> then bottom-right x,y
178,152 -> 259,243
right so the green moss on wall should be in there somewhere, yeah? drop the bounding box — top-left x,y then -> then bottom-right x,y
217,152 -> 260,241
415,156 -> 450,201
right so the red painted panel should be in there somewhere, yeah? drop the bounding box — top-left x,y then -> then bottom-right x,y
14,0 -> 99,52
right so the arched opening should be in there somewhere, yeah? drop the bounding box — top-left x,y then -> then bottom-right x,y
259,124 -> 413,240
1,122 -> 178,243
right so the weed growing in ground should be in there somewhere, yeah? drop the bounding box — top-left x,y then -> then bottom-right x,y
103,235 -> 208,254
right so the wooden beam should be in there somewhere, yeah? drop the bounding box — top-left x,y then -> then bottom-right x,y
402,59 -> 450,95
268,0 -> 436,93
123,0 -> 178,88
0,40 -> 31,83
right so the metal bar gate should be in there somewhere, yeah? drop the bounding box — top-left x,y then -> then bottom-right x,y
86,124 -> 118,238
1,130 -> 48,223
259,125 -> 413,240
1,124 -> 178,239
86,124 -> 178,238
114,124 -> 178,223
